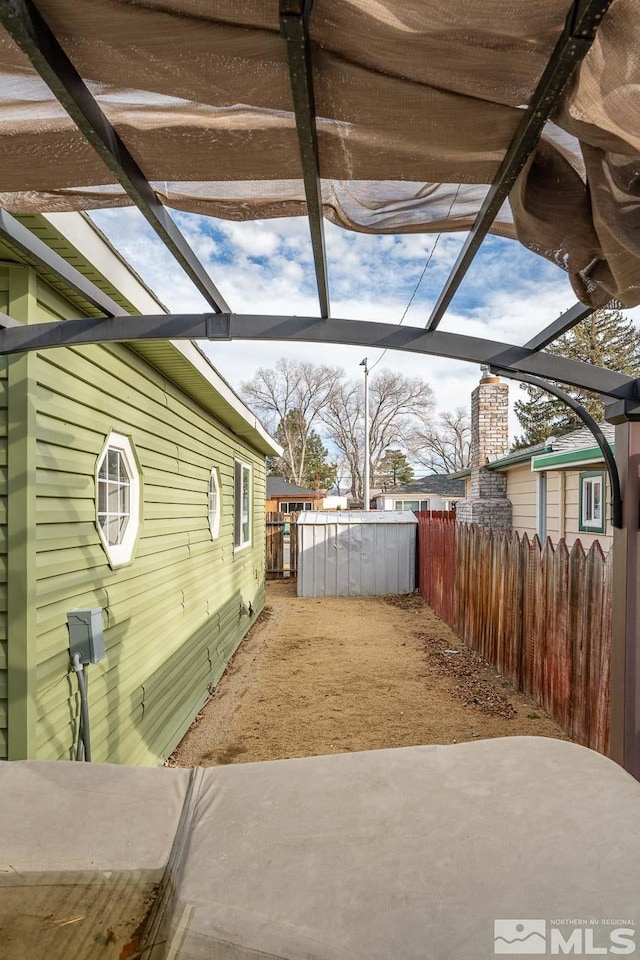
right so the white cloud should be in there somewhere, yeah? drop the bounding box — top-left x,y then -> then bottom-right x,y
216,221 -> 282,258
89,207 -> 620,449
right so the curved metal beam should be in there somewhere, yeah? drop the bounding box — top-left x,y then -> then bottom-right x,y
491,365 -> 622,528
0,312 -> 636,401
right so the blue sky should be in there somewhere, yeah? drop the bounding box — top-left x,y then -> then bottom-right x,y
89,206 -> 629,440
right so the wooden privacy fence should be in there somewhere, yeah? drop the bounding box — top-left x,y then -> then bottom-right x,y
417,517 -> 612,754
266,512 -> 299,579
415,510 -> 456,521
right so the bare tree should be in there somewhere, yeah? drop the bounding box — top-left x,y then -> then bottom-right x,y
320,369 -> 434,499
411,407 -> 471,474
241,359 -> 341,484
333,454 -> 352,497
319,380 -> 364,499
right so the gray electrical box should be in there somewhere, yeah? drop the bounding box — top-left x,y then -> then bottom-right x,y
68,608 -> 105,664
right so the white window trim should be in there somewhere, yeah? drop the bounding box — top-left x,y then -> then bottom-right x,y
279,501 -> 312,513
234,460 -> 252,552
536,471 -> 547,541
581,474 -> 604,530
96,431 -> 141,567
394,498 -> 430,511
208,467 -> 221,539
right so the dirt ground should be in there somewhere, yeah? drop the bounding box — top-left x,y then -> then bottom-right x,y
171,581 -> 566,767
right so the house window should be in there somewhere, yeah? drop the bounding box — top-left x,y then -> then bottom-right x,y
279,501 -> 312,513
208,468 -> 221,539
96,432 -> 140,566
579,471 -> 606,534
395,499 -> 430,511
234,460 -> 252,549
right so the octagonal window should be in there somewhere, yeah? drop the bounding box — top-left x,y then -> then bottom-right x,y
96,432 -> 141,566
208,467 -> 221,539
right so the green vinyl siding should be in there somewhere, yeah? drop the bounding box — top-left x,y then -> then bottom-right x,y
0,264 -> 270,766
33,339 -> 266,765
5,264 -> 34,760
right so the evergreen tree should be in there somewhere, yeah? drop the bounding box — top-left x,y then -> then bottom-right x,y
302,431 -> 338,490
513,308 -> 640,448
271,410 -> 337,489
375,449 -> 414,488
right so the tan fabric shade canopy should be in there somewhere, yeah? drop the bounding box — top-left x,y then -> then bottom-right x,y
0,0 -> 638,307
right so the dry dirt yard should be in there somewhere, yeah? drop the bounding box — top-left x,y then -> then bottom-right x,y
171,581 -> 566,766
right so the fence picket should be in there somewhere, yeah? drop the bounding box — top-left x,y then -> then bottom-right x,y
417,519 -> 612,753
265,512 -> 300,579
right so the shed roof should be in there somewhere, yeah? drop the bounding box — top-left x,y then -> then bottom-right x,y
267,478 -> 319,499
298,510 -> 418,525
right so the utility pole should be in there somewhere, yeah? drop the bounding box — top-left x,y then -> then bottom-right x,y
360,357 -> 370,511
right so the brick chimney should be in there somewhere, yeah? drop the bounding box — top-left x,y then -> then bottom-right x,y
456,368 -> 512,529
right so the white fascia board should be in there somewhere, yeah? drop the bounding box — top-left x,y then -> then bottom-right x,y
42,214 -> 281,457
173,341 -> 283,458
42,211 -> 166,315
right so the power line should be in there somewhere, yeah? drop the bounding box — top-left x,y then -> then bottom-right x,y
369,185 -> 462,374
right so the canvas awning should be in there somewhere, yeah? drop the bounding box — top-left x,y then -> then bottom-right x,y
0,0 -> 638,309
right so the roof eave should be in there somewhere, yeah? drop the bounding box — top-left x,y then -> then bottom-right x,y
531,444 -> 609,471
8,214 -> 282,459
486,445 -> 552,471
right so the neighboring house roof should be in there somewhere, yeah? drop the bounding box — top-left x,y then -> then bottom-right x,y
485,422 -> 614,473
483,441 -> 550,472
381,475 -> 466,497
551,423 -> 615,450
5,213 -> 282,459
446,466 -> 471,479
267,478 -> 319,498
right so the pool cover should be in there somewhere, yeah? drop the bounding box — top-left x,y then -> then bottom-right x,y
1,737 -> 639,959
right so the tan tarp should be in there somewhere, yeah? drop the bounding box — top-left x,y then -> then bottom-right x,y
0,0 -> 639,306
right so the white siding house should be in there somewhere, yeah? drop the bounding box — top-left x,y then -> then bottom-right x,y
374,475 -> 465,512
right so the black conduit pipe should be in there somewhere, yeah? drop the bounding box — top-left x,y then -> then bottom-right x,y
72,653 -> 92,761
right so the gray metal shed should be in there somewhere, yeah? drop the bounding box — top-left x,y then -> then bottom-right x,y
297,511 -> 418,598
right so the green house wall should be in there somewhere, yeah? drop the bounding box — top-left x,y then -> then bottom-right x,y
5,265 -> 267,765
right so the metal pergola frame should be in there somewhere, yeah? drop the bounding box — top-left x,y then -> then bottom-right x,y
0,0 -> 617,345
280,0 -> 330,318
0,0 -> 628,460
424,0 -> 611,332
0,0 -> 619,371
1,0 -> 640,777
490,366 -> 623,528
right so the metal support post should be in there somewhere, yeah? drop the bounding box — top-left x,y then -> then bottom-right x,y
361,357 -> 370,510
607,414 -> 640,779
